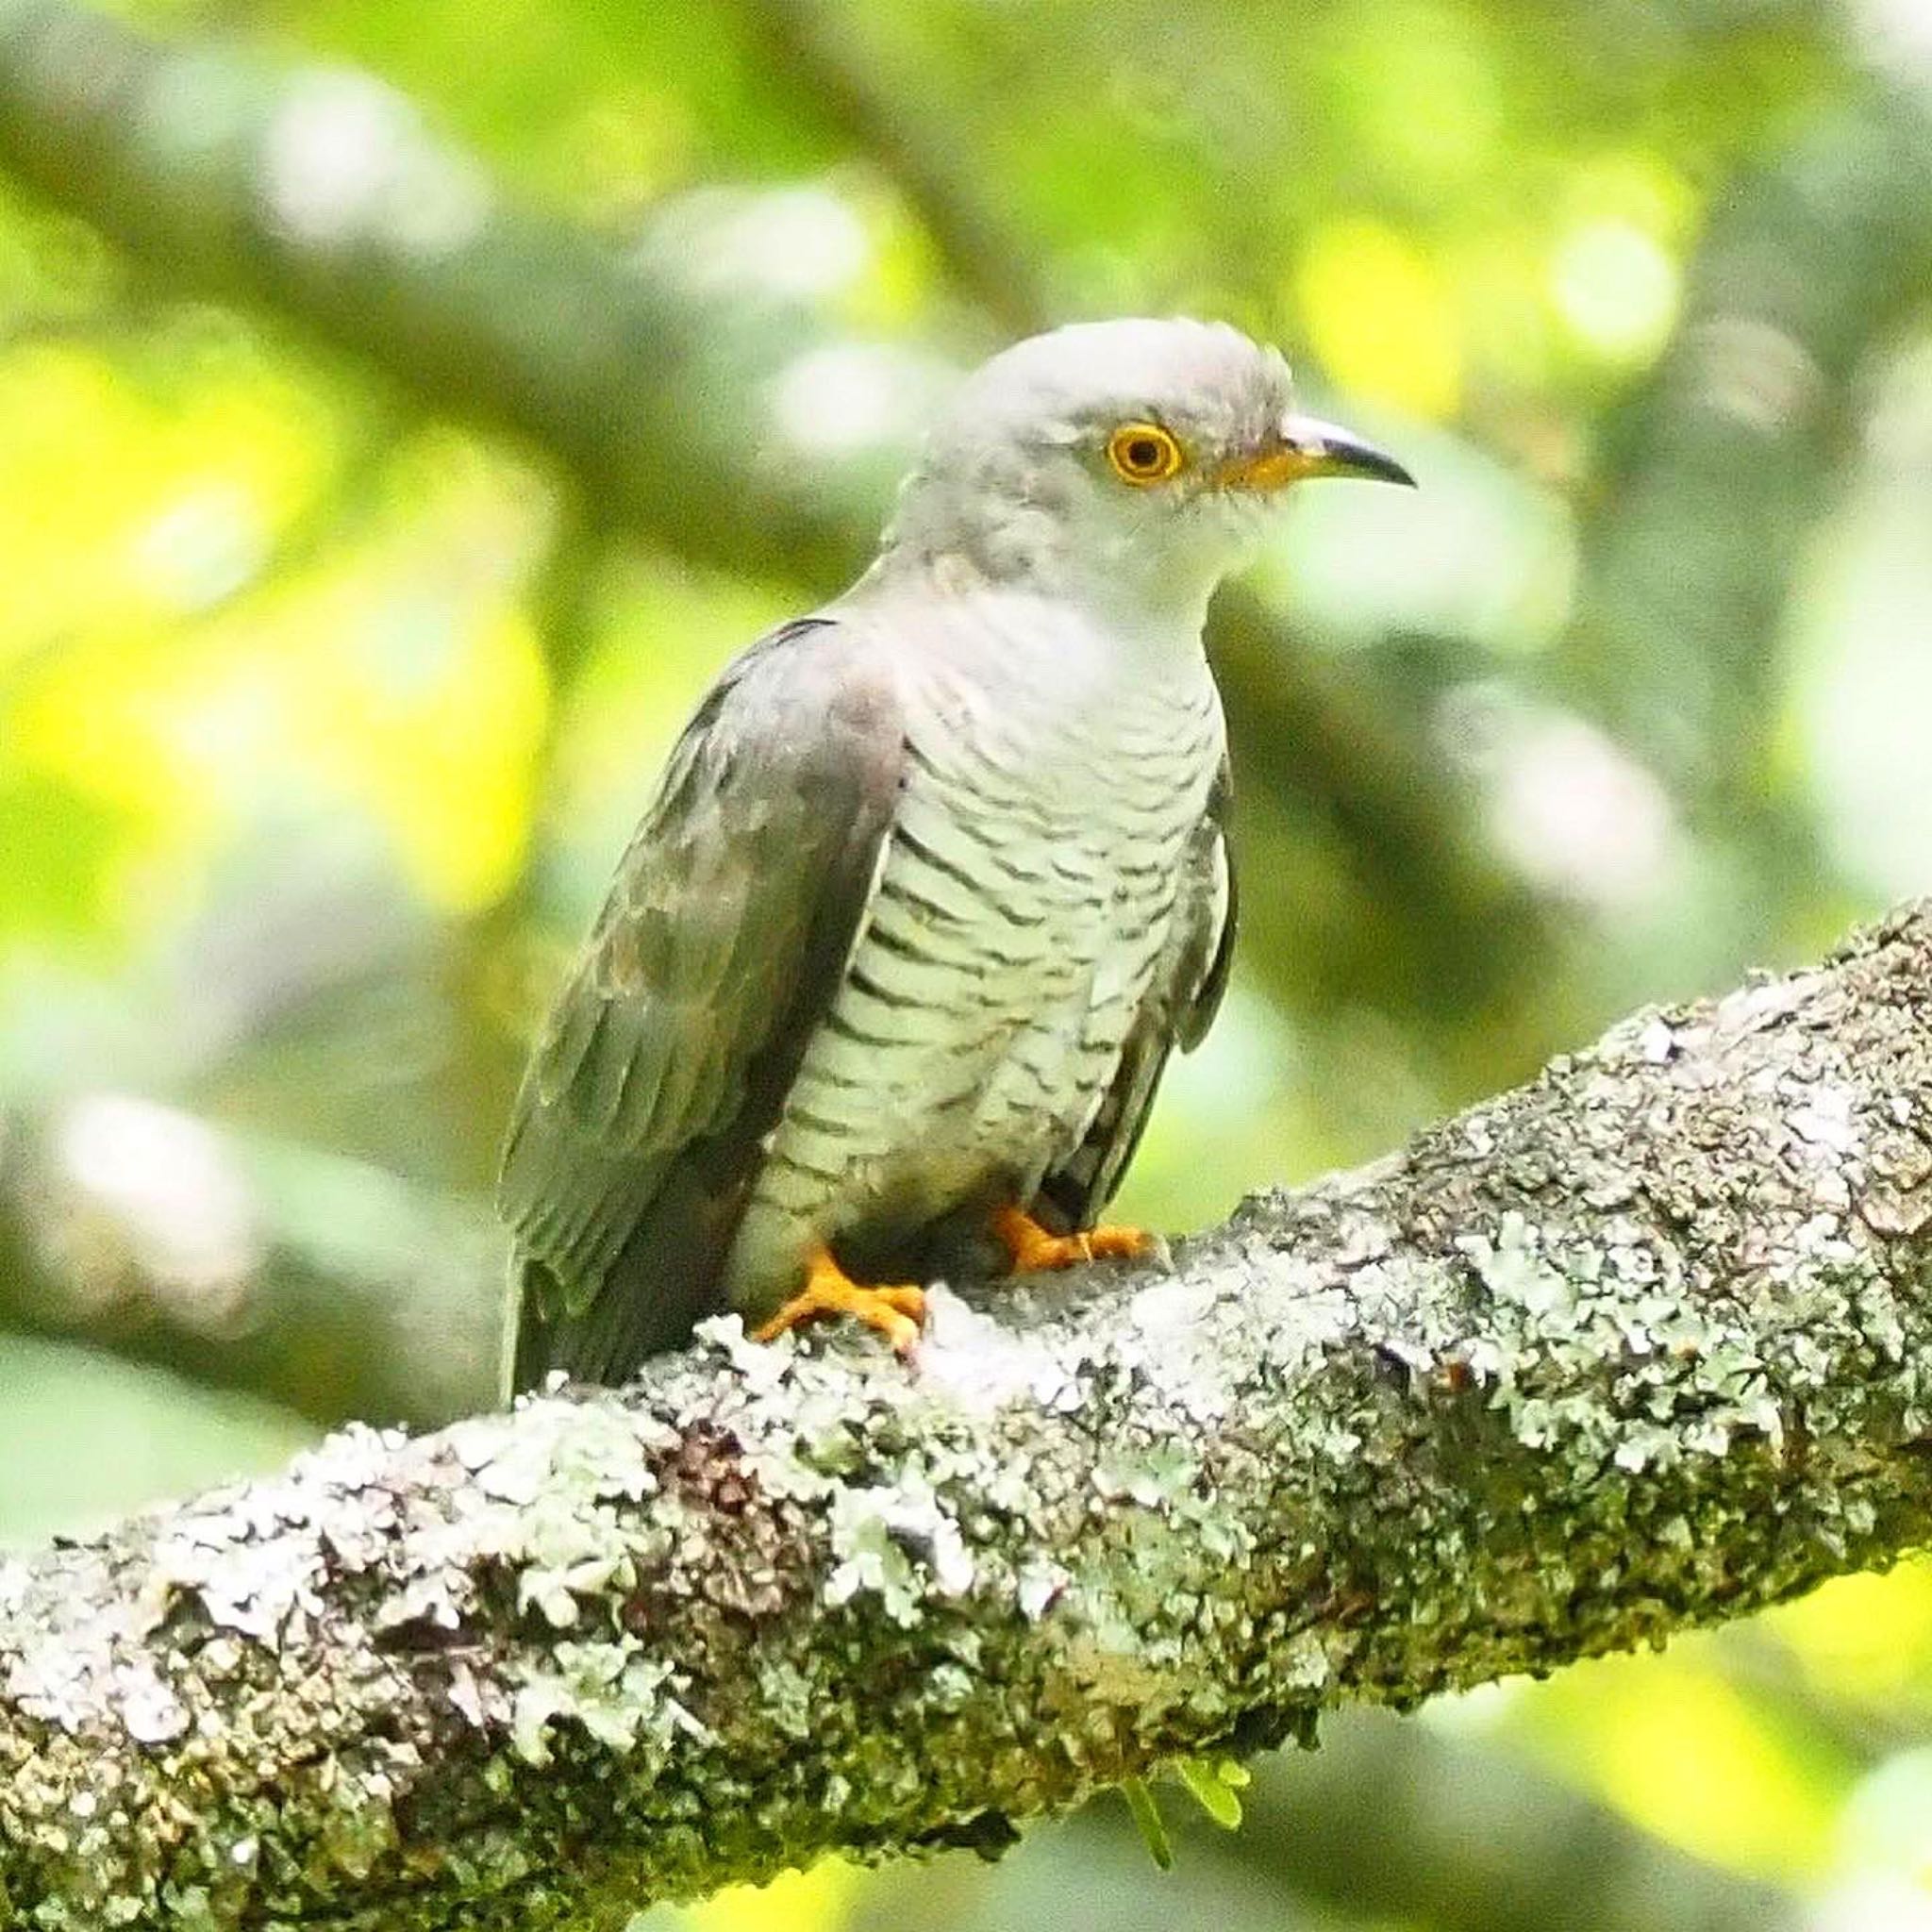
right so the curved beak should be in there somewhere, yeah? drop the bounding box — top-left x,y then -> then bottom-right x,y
1224,413 -> 1417,492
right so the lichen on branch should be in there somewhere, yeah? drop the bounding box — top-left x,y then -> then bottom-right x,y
7,907 -> 1932,1929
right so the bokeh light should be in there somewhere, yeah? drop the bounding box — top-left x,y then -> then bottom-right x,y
2,0 -> 1931,1924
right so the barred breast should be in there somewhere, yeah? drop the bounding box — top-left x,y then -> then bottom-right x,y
723,589 -> 1225,1315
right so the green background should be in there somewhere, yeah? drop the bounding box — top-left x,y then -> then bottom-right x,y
3,0 -> 1931,1924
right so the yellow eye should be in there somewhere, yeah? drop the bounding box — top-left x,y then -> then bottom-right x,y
1106,421 -> 1185,486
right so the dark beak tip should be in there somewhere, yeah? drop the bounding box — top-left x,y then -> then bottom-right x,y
1281,412 -> 1416,489
1331,438 -> 1418,491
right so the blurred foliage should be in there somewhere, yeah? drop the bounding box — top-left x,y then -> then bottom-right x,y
3,0 -> 1932,1925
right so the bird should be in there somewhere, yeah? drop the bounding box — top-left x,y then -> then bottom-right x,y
497,317 -> 1413,1392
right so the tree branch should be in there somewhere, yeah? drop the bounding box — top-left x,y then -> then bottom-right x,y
0,0 -> 844,579
0,0 -> 1566,1042
1557,89 -> 1932,923
7,906 -> 1932,1926
0,1105 -> 498,1428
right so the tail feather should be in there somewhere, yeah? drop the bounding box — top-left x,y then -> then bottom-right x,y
502,1162 -> 746,1395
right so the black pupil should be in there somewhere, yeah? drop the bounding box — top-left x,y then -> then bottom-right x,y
1125,437 -> 1162,471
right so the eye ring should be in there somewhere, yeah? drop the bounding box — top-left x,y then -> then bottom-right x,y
1106,421 -> 1185,486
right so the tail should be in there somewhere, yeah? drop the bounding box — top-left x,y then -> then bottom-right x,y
499,1166 -> 747,1398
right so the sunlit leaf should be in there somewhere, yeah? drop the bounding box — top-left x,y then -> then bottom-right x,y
1120,1777 -> 1173,1871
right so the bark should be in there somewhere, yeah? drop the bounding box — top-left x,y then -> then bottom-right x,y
7,906 -> 1932,1927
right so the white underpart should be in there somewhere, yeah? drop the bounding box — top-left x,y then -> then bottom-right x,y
725,580 -> 1224,1303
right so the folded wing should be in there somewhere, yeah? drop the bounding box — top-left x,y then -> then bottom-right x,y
497,619 -> 904,1391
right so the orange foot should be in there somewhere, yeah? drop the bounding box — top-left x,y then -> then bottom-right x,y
992,1204 -> 1154,1274
753,1245 -> 927,1354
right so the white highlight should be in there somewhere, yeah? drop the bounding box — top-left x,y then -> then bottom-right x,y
262,70 -> 491,255
57,1093 -> 262,1311
1551,220 -> 1679,361
770,343 -> 934,454
1439,685 -> 1680,912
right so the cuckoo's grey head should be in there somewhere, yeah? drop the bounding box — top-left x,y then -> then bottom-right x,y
879,318 -> 1412,619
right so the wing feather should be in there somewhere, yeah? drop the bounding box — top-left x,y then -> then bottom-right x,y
498,618 -> 904,1391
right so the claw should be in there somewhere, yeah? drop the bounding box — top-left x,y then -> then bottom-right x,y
991,1204 -> 1155,1274
754,1247 -> 927,1353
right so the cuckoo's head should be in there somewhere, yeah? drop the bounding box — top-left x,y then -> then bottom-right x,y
880,317 -> 1413,619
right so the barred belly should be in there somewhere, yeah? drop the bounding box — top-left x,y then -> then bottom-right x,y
723,602 -> 1224,1313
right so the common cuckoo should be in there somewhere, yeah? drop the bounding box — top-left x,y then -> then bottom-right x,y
499,318 -> 1412,1391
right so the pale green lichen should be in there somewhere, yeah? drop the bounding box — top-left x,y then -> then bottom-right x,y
511,1642 -> 702,1768
9,911 -> 1932,1925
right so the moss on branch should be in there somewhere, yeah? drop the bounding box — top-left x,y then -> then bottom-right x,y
6,907 -> 1932,1926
